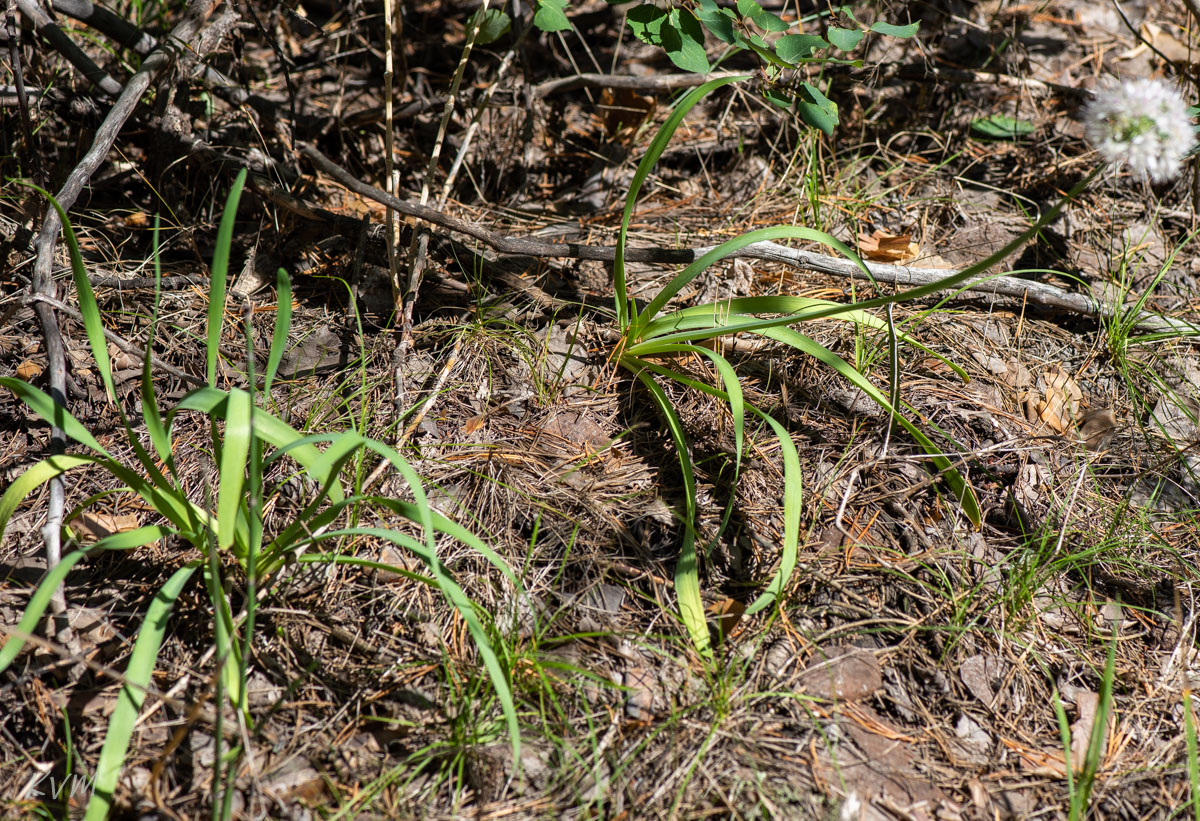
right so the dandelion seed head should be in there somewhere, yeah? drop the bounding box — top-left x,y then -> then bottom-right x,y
1083,77 -> 1196,183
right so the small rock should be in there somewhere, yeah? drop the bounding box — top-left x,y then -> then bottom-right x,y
796,645 -> 881,702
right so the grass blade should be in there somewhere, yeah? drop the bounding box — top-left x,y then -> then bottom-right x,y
0,454 -> 94,537
633,225 -> 867,335
215,388 -> 252,551
264,267 -> 292,395
207,169 -> 248,386
85,563 -> 198,821
320,527 -> 521,758
634,369 -> 711,657
21,183 -> 115,402
760,326 -> 981,526
0,549 -> 91,672
615,74 -> 747,328
0,378 -> 112,457
627,356 -> 800,615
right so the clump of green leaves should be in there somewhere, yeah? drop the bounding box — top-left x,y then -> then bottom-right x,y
611,76 -> 976,656
0,170 -> 519,818
613,75 -> 1106,657
625,2 -> 918,134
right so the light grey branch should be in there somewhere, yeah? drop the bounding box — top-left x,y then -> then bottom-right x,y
50,0 -> 155,53
15,0 -> 121,95
302,143 -> 1197,336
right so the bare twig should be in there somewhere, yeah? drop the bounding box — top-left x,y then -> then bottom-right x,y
4,4 -> 42,183
50,0 -> 155,53
531,63 -> 1086,100
25,293 -> 205,386
27,0 -> 219,634
15,0 -> 121,95
533,70 -> 749,98
301,143 -> 1199,336
50,0 -> 250,104
863,61 -> 1088,99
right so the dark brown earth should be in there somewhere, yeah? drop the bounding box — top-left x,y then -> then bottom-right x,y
4,0 -> 1200,818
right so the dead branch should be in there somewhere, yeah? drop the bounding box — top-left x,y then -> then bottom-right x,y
532,70 -> 748,98
300,143 -> 1197,336
864,61 -> 1088,99
4,6 -> 41,183
531,62 -> 1086,102
27,0 -> 220,632
15,0 -> 121,95
50,0 -> 155,54
50,0 -> 251,105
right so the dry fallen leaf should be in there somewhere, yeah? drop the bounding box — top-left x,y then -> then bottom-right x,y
706,597 -> 745,643
69,511 -> 141,542
857,229 -> 920,263
1070,688 -> 1110,773
1035,364 -> 1082,434
1139,23 -> 1198,65
15,359 -> 44,380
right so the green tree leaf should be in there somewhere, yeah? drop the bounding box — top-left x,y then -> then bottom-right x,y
696,0 -> 737,44
665,9 -> 711,73
837,5 -> 861,26
627,3 -> 669,44
970,113 -> 1036,139
753,9 -> 789,31
534,0 -> 571,32
826,26 -> 864,51
473,8 -> 511,44
775,33 -> 827,62
870,20 -> 919,38
763,86 -> 793,110
735,0 -> 762,18
797,81 -> 837,135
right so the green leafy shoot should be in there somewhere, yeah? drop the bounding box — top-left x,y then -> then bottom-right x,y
608,72 -> 1103,657
0,171 -> 522,815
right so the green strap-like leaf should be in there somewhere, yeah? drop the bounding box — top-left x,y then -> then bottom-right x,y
634,370 -> 711,657
319,527 -> 521,758
616,74 -> 748,329
0,378 -> 112,457
85,563 -> 198,821
173,387 -> 344,505
216,388 -> 252,550
264,268 -> 292,395
20,183 -> 115,402
0,454 -> 94,537
761,325 -> 981,525
633,224 -> 866,335
627,357 -> 801,615
207,169 -> 248,386
0,549 -> 91,672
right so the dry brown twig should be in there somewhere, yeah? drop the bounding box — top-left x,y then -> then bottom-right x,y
301,143 -> 1199,336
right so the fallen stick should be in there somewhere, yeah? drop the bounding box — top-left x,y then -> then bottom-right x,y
15,0 -> 121,95
300,143 -> 1199,336
27,0 -> 220,632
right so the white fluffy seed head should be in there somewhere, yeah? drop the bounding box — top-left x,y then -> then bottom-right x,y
1082,77 -> 1196,183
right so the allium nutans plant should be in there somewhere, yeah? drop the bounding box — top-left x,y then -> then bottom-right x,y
0,170 -> 519,819
614,75 -> 1194,658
